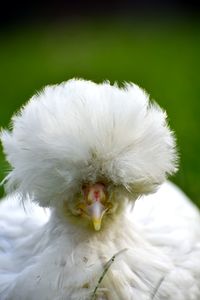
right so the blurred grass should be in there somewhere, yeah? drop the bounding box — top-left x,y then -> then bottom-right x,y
0,19 -> 200,205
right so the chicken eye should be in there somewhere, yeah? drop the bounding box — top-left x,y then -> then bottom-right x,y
106,202 -> 113,212
86,199 -> 92,205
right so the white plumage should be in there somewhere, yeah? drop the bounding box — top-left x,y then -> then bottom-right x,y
0,79 -> 200,300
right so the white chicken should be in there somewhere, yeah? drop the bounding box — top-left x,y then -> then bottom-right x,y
0,79 -> 200,300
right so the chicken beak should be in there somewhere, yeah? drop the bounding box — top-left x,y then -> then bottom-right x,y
88,201 -> 107,231
84,183 -> 107,231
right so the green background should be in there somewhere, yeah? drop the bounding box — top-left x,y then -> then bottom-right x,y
0,19 -> 200,205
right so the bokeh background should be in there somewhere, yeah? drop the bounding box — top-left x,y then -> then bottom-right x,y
0,0 -> 200,205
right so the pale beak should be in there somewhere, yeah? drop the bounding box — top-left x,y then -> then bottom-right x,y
88,201 -> 107,231
83,183 -> 107,231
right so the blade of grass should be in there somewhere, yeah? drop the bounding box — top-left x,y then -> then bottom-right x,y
91,248 -> 128,300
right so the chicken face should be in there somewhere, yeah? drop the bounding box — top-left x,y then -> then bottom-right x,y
77,183 -> 109,231
66,182 -> 123,231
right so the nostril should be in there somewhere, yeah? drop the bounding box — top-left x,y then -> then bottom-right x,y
94,191 -> 100,200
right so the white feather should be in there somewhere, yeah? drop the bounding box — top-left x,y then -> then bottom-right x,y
0,79 -> 199,300
1,79 -> 176,207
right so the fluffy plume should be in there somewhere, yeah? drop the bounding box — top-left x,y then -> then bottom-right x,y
1,79 -> 177,207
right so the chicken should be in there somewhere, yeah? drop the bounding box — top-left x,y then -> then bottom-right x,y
0,79 -> 200,300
